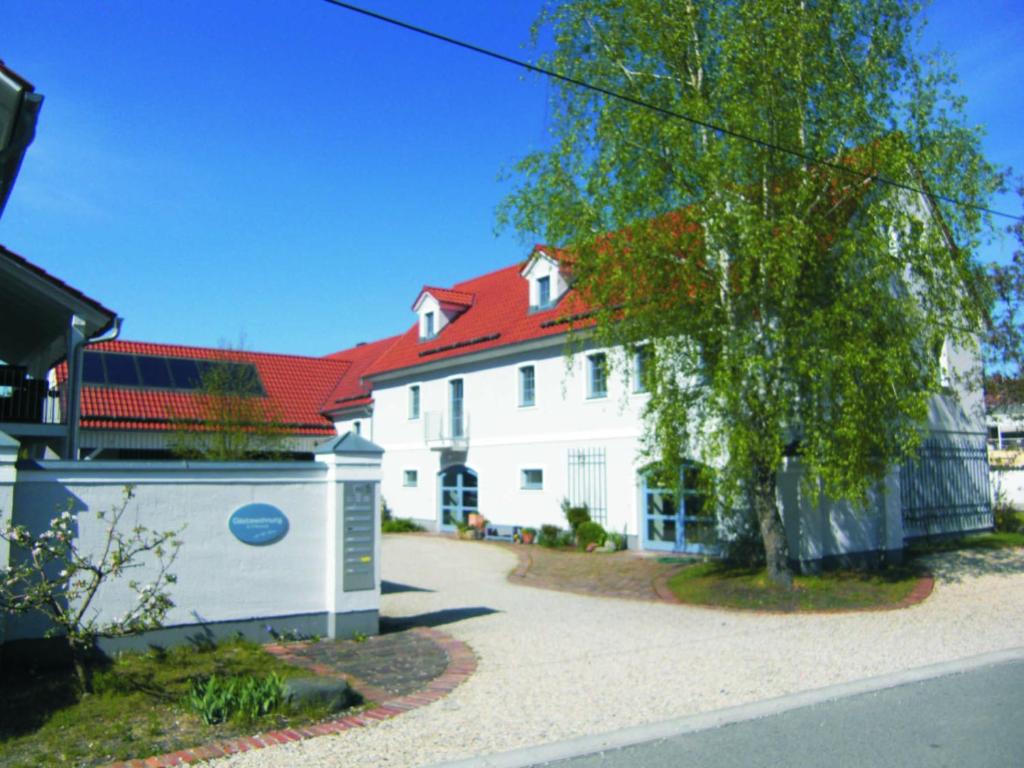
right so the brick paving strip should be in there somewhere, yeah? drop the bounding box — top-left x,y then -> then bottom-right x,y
103,626 -> 477,768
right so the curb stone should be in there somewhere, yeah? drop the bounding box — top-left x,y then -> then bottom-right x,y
103,627 -> 477,768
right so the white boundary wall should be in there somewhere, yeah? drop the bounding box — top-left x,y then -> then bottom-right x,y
0,434 -> 382,654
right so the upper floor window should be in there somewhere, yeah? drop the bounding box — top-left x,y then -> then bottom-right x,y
587,353 -> 608,399
634,345 -> 651,393
409,385 -> 420,419
423,311 -> 436,340
403,469 -> 418,487
537,276 -> 551,308
519,365 -> 536,407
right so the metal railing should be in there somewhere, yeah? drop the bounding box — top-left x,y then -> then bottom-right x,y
0,378 -> 64,425
424,410 -> 469,450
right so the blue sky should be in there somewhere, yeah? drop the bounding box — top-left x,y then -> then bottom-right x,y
1,1 -> 1021,357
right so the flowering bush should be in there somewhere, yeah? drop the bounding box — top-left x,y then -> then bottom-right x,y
0,485 -> 183,691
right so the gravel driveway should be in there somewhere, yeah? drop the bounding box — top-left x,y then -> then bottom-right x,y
210,535 -> 1024,768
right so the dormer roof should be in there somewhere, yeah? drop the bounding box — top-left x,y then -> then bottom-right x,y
411,286 -> 475,312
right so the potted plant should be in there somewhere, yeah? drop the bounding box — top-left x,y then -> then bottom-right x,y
467,512 -> 486,531
453,518 -> 474,540
521,527 -> 537,545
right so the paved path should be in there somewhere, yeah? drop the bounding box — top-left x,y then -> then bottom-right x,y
529,655 -> 1024,768
209,535 -> 1024,768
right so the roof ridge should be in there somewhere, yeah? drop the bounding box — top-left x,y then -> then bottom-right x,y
101,339 -> 352,364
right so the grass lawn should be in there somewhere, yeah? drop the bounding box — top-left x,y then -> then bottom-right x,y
0,639 -> 361,768
666,561 -> 925,612
667,528 -> 1024,612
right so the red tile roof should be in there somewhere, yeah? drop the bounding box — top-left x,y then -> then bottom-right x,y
75,340 -> 350,436
322,334 -> 404,415
413,286 -> 475,310
365,260 -> 592,379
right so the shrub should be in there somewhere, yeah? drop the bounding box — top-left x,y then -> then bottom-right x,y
538,524 -> 562,547
607,531 -> 627,551
382,517 -> 424,533
561,500 -> 591,533
576,521 -> 607,550
188,672 -> 285,725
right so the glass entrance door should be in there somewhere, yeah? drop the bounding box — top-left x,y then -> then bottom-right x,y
439,465 -> 477,529
641,465 -> 716,553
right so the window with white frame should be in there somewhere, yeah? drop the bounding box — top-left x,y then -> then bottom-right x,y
633,345 -> 651,393
519,365 -> 536,407
409,385 -> 420,419
423,311 -> 436,339
403,469 -> 418,487
521,468 -> 544,490
587,353 -> 608,399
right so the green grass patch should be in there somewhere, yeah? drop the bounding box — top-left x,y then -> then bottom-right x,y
0,638 -> 361,768
667,561 -> 924,612
382,517 -> 425,533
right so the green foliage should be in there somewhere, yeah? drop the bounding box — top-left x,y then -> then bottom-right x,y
0,486 -> 182,692
538,524 -> 563,547
187,672 -> 285,725
501,0 -> 1001,583
576,521 -> 607,550
606,531 -> 627,551
993,503 -> 1024,534
168,348 -> 290,460
382,517 -> 425,533
561,499 -> 591,532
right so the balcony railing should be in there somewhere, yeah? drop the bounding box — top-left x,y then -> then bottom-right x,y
424,410 -> 469,451
0,370 -> 64,426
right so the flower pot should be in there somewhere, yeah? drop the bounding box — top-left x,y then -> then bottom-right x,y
467,512 -> 485,531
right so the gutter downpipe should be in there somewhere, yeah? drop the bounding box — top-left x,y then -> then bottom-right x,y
64,316 -> 122,460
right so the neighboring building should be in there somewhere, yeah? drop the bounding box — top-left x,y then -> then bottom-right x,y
324,248 -> 992,559
69,340 -> 350,459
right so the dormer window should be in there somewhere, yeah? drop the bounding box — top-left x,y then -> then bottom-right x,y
537,276 -> 551,308
413,286 -> 474,341
522,249 -> 568,312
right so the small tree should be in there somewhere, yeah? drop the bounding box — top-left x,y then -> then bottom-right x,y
169,351 -> 289,461
0,486 -> 182,692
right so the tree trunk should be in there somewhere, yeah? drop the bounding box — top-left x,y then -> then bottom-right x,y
752,463 -> 793,589
69,638 -> 94,694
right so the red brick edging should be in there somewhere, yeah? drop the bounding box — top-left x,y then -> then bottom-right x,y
105,627 -> 477,768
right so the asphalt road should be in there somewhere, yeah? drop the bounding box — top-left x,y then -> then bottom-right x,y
535,658 -> 1024,768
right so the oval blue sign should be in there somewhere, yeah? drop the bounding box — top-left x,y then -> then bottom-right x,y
229,504 -> 289,546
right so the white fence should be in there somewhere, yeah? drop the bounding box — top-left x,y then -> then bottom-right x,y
0,432 -> 382,656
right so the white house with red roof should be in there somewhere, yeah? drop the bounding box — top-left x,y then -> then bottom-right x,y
324,247 -> 991,562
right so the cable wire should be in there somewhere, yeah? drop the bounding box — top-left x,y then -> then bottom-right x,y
321,0 -> 1022,223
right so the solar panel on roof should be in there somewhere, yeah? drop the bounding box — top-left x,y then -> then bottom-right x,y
137,355 -> 173,387
167,358 -> 201,389
103,353 -> 140,386
82,351 -> 105,384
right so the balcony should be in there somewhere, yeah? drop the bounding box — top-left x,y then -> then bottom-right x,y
424,410 -> 469,451
0,365 -> 65,438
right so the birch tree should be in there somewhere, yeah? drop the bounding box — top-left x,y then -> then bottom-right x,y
501,0 -> 999,585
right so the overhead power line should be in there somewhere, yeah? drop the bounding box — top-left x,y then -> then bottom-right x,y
322,0 -> 1023,224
